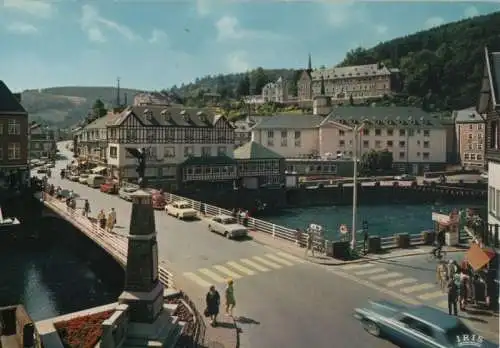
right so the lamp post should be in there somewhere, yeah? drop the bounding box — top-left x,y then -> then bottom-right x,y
351,122 -> 367,251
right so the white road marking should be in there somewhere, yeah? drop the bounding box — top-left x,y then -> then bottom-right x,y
183,272 -> 212,288
277,252 -> 306,263
369,272 -> 402,281
213,265 -> 242,279
253,256 -> 282,269
400,283 -> 435,294
226,261 -> 255,276
198,268 -> 226,283
340,263 -> 375,270
386,278 -> 418,287
240,258 -> 270,272
265,254 -> 294,266
418,291 -> 445,300
354,268 -> 386,276
436,300 -> 448,309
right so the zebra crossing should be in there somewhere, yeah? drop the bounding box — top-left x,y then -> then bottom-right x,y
338,262 -> 449,310
183,252 -> 305,288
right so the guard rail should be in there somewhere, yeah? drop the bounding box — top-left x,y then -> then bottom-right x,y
41,193 -> 174,288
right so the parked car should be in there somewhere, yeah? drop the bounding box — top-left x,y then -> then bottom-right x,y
165,200 -> 197,219
68,173 -> 80,182
208,214 -> 248,239
480,172 -> 488,180
46,162 -> 55,168
119,187 -> 137,201
353,300 -> 496,348
394,174 -> 416,181
36,166 -> 49,174
78,174 -> 89,184
100,182 -> 118,194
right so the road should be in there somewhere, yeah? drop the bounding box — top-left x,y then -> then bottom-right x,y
36,142 -> 497,347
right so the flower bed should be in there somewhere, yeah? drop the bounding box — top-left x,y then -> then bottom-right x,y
54,310 -> 114,348
167,295 -> 195,347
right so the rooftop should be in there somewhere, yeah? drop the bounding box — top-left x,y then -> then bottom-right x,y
234,141 -> 283,160
0,80 -> 26,114
252,114 -> 324,130
454,108 -> 484,123
311,64 -> 392,81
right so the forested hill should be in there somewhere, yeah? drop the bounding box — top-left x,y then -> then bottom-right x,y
172,11 -> 500,112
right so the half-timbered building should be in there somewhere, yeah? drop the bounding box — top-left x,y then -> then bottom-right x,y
234,141 -> 284,189
76,113 -> 117,165
478,47 -> 500,233
105,105 -> 236,190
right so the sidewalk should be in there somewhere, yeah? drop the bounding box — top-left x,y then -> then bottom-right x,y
164,262 -> 239,348
247,229 -> 466,265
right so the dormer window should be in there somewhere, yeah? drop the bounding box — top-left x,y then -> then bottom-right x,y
180,110 -> 190,122
197,111 -> 206,122
144,109 -> 153,121
161,109 -> 172,122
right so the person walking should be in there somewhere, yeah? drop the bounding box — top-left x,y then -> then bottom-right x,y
447,277 -> 459,316
83,199 -> 90,217
305,231 -> 314,257
205,285 -> 220,326
98,210 -> 106,230
106,211 -> 114,233
225,279 -> 236,317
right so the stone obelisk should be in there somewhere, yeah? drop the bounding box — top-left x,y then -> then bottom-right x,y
118,189 -> 164,323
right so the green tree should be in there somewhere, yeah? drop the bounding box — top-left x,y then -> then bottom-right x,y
360,150 -> 393,174
252,67 -> 269,95
236,74 -> 251,97
92,99 -> 107,118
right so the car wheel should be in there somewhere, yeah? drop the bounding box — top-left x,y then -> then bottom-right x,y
176,214 -> 180,219
224,231 -> 231,239
363,320 -> 381,337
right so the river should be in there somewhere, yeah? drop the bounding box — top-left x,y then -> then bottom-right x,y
266,202 -> 486,240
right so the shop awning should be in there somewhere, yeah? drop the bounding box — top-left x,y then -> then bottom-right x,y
466,243 -> 497,271
91,166 -> 107,174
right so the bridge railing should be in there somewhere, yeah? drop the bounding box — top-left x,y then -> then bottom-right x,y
41,193 -> 175,288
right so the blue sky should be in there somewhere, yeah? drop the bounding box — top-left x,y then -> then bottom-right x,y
1,1 -> 499,92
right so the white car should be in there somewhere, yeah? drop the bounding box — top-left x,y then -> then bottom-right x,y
165,201 -> 197,220
480,172 -> 488,180
119,187 -> 137,201
78,174 -> 89,184
68,174 -> 80,182
208,214 -> 248,239
46,163 -> 55,168
394,174 -> 416,181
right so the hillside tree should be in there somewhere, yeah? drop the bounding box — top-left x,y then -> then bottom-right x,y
252,67 -> 269,95
92,99 -> 107,119
236,74 -> 251,97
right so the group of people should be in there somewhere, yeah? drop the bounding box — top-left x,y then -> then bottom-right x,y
205,279 -> 236,327
97,208 -> 117,233
231,208 -> 250,227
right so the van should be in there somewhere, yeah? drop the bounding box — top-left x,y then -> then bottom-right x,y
87,174 -> 106,188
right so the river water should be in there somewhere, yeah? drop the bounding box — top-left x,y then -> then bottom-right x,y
0,241 -> 121,322
267,203 -> 486,240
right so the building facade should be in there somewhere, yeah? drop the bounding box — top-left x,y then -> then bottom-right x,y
0,81 -> 29,190
297,55 -> 399,103
454,107 -> 485,168
105,106 -> 236,190
29,122 -> 57,160
478,47 -> 500,232
76,113 -> 115,165
262,77 -> 288,103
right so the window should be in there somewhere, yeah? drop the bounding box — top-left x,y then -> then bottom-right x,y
423,141 -> 430,148
127,130 -> 136,141
281,130 -> 287,138
148,147 -> 157,159
469,124 -> 473,130
339,140 -> 345,147
339,130 -> 345,136
8,120 -> 20,135
184,146 -> 194,157
218,146 -> 227,155
164,146 -> 175,158
375,129 -> 381,136
109,146 -> 117,159
387,129 -> 393,136
375,140 -> 381,148
477,143 -> 483,150
468,134 -> 473,140
399,129 -> 405,137
146,130 -> 155,142
267,130 -> 274,138
417,152 -> 420,156
399,141 -> 405,148
362,129 -> 369,136
387,140 -> 393,147
363,140 -> 369,148
399,152 -> 405,159
478,124 -> 483,130
294,131 -> 301,139
470,154 -> 476,160
496,190 -> 500,218
202,146 -> 211,156
267,138 -> 274,146
294,137 -> 301,147
423,130 -> 430,137
408,129 -> 414,136
464,154 -> 470,160
477,154 -> 483,160
185,129 -> 194,142
468,144 -> 473,150
281,137 -> 288,147
8,142 -> 21,160
423,152 -> 430,160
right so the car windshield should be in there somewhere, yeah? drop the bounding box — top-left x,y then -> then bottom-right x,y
444,322 -> 473,344
125,188 -> 136,192
221,217 -> 237,224
179,204 -> 191,209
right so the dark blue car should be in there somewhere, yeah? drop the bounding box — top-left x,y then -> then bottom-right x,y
354,300 -> 497,348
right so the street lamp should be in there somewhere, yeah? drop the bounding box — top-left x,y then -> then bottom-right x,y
351,121 -> 367,251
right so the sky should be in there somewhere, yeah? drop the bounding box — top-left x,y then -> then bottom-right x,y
1,1 -> 499,92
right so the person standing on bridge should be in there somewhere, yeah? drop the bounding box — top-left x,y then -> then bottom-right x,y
83,199 -> 90,217
205,285 -> 220,326
98,210 -> 106,229
225,279 -> 236,317
305,230 -> 314,257
107,208 -> 116,232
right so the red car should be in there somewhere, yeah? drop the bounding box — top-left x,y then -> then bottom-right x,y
100,182 -> 118,194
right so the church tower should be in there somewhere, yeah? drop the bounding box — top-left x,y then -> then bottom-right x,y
307,53 -> 312,73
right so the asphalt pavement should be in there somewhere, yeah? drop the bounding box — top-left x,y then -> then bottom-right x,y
38,142 -> 496,348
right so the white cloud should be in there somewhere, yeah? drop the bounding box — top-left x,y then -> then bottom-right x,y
6,21 -> 38,34
2,0 -> 54,18
196,0 -> 211,17
464,6 -> 479,18
326,2 -> 366,28
375,24 -> 388,35
80,4 -> 139,43
148,29 -> 167,44
424,16 -> 445,30
226,51 -> 250,73
215,15 -> 284,42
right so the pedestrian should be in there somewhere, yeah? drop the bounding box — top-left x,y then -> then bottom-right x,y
98,210 -> 106,230
305,231 -> 314,257
437,261 -> 448,292
225,279 -> 236,317
363,228 -> 369,255
242,210 -> 249,227
295,228 -> 304,247
109,207 -> 117,227
70,198 -> 76,211
447,277 -> 459,316
205,285 -> 220,326
83,199 -> 90,217
107,211 -> 114,232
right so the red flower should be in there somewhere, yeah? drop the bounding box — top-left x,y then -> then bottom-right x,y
54,310 -> 114,348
